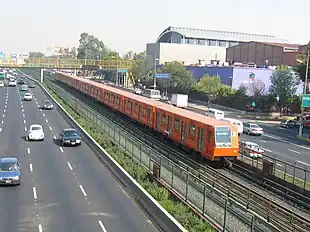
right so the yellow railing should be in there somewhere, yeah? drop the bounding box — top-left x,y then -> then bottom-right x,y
0,58 -> 133,69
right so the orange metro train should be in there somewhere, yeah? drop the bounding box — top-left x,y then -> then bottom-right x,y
55,72 -> 239,166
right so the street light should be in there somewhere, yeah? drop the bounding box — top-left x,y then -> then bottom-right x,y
298,49 -> 310,136
153,52 -> 160,89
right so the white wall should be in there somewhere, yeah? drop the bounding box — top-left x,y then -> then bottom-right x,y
146,43 -> 226,66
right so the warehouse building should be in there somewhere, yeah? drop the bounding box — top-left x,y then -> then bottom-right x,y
226,42 -> 301,66
146,26 -> 288,67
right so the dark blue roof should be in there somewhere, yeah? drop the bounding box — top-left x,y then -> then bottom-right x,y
0,158 -> 18,163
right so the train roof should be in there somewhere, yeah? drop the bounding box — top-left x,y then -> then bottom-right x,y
57,73 -> 231,127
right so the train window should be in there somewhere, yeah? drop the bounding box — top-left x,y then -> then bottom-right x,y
138,105 -> 142,119
143,107 -> 146,116
208,131 -> 212,143
115,96 -> 118,104
189,124 -> 196,137
161,115 -> 166,124
135,103 -> 139,113
111,95 -> 115,102
174,119 -> 180,131
127,101 -> 132,109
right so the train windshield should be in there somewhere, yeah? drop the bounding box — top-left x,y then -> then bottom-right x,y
215,126 -> 232,146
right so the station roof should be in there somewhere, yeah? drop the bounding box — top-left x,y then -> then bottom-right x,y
156,26 -> 288,43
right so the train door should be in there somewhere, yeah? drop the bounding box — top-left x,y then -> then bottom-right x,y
155,111 -> 160,131
147,108 -> 152,126
197,127 -> 204,151
167,115 -> 172,136
181,120 -> 187,143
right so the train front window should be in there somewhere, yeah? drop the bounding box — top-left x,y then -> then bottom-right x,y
215,126 -> 231,145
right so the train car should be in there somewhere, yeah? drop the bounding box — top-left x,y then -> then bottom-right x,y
55,72 -> 239,166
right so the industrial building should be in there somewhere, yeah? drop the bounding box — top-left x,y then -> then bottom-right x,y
226,42 -> 301,66
146,26 -> 288,67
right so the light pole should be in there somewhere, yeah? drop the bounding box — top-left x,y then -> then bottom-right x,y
298,49 -> 310,136
153,52 -> 159,89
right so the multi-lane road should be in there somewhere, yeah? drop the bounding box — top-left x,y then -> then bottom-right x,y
0,81 -> 159,232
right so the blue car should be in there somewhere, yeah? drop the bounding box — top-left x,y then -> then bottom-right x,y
0,158 -> 21,186
58,128 -> 82,146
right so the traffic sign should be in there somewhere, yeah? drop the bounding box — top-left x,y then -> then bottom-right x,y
155,73 -> 170,79
302,94 -> 310,108
251,101 -> 256,107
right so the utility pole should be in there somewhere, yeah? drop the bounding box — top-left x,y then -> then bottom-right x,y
153,52 -> 157,90
298,48 -> 310,136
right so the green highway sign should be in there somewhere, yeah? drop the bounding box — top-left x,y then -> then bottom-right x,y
251,101 -> 256,107
302,94 -> 310,108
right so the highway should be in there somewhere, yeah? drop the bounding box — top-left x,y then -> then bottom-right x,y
0,82 -> 160,232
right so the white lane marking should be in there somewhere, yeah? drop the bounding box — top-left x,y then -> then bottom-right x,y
38,224 -> 43,232
21,108 -> 24,112
263,133 -> 310,152
25,127 -> 27,131
22,113 -> 25,117
4,105 -> 6,108
29,164 -> 33,172
288,149 -> 301,154
33,187 -> 37,199
297,160 -> 310,167
42,113 -> 45,117
39,109 -> 42,111
67,162 -> 73,171
59,147 -> 64,152
3,109 -> 5,112
23,119 -> 26,124
0,128 -> 2,132
27,148 -> 30,154
263,148 -> 272,152
98,221 -> 108,232
45,119 -> 48,123
2,114 -> 4,118
53,135 -> 57,140
36,101 -> 38,104
79,185 -> 87,197
49,126 -> 52,131
21,105 -> 23,108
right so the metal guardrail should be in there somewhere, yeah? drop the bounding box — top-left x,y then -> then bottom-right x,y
0,58 -> 132,69
238,150 -> 310,192
42,79 -> 310,232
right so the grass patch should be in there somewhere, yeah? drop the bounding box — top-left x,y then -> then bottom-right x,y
44,83 -> 215,232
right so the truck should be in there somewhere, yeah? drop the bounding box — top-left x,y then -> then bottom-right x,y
170,94 -> 188,108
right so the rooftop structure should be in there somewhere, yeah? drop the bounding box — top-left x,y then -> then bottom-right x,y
156,26 -> 288,47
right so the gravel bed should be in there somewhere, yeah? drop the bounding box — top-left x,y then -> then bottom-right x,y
218,168 -> 310,219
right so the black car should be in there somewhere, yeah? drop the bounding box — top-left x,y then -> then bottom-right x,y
42,100 -> 53,110
58,128 -> 82,146
17,80 -> 25,85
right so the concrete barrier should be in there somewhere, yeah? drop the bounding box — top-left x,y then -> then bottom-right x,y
19,70 -> 188,232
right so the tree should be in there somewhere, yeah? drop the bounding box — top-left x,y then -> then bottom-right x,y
29,52 -> 44,58
294,41 -> 310,82
77,33 -> 109,60
269,65 -> 299,108
192,76 -> 224,106
249,79 -> 266,103
161,61 -> 196,94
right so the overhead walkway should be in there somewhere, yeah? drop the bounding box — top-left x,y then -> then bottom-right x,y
0,58 -> 132,69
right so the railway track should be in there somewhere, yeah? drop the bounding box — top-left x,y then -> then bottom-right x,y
25,70 -> 310,232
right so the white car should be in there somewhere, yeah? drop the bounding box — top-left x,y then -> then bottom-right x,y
243,122 -> 264,135
8,79 -> 17,87
0,81 -> 4,87
27,124 -> 44,141
23,93 -> 33,101
239,141 -> 264,159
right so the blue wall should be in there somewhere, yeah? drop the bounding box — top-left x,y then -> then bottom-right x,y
186,66 -> 233,85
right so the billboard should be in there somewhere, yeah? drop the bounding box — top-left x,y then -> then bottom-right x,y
231,67 -> 303,95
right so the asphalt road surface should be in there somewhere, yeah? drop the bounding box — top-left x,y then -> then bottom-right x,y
0,83 -> 159,232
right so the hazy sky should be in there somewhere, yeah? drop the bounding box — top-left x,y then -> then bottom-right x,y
1,0 -> 309,55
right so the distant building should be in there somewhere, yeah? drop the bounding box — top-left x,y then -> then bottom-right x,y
45,46 -> 69,57
226,42 -> 301,66
146,26 -> 288,67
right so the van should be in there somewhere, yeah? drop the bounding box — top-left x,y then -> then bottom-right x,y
221,118 -> 243,135
206,108 -> 225,120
